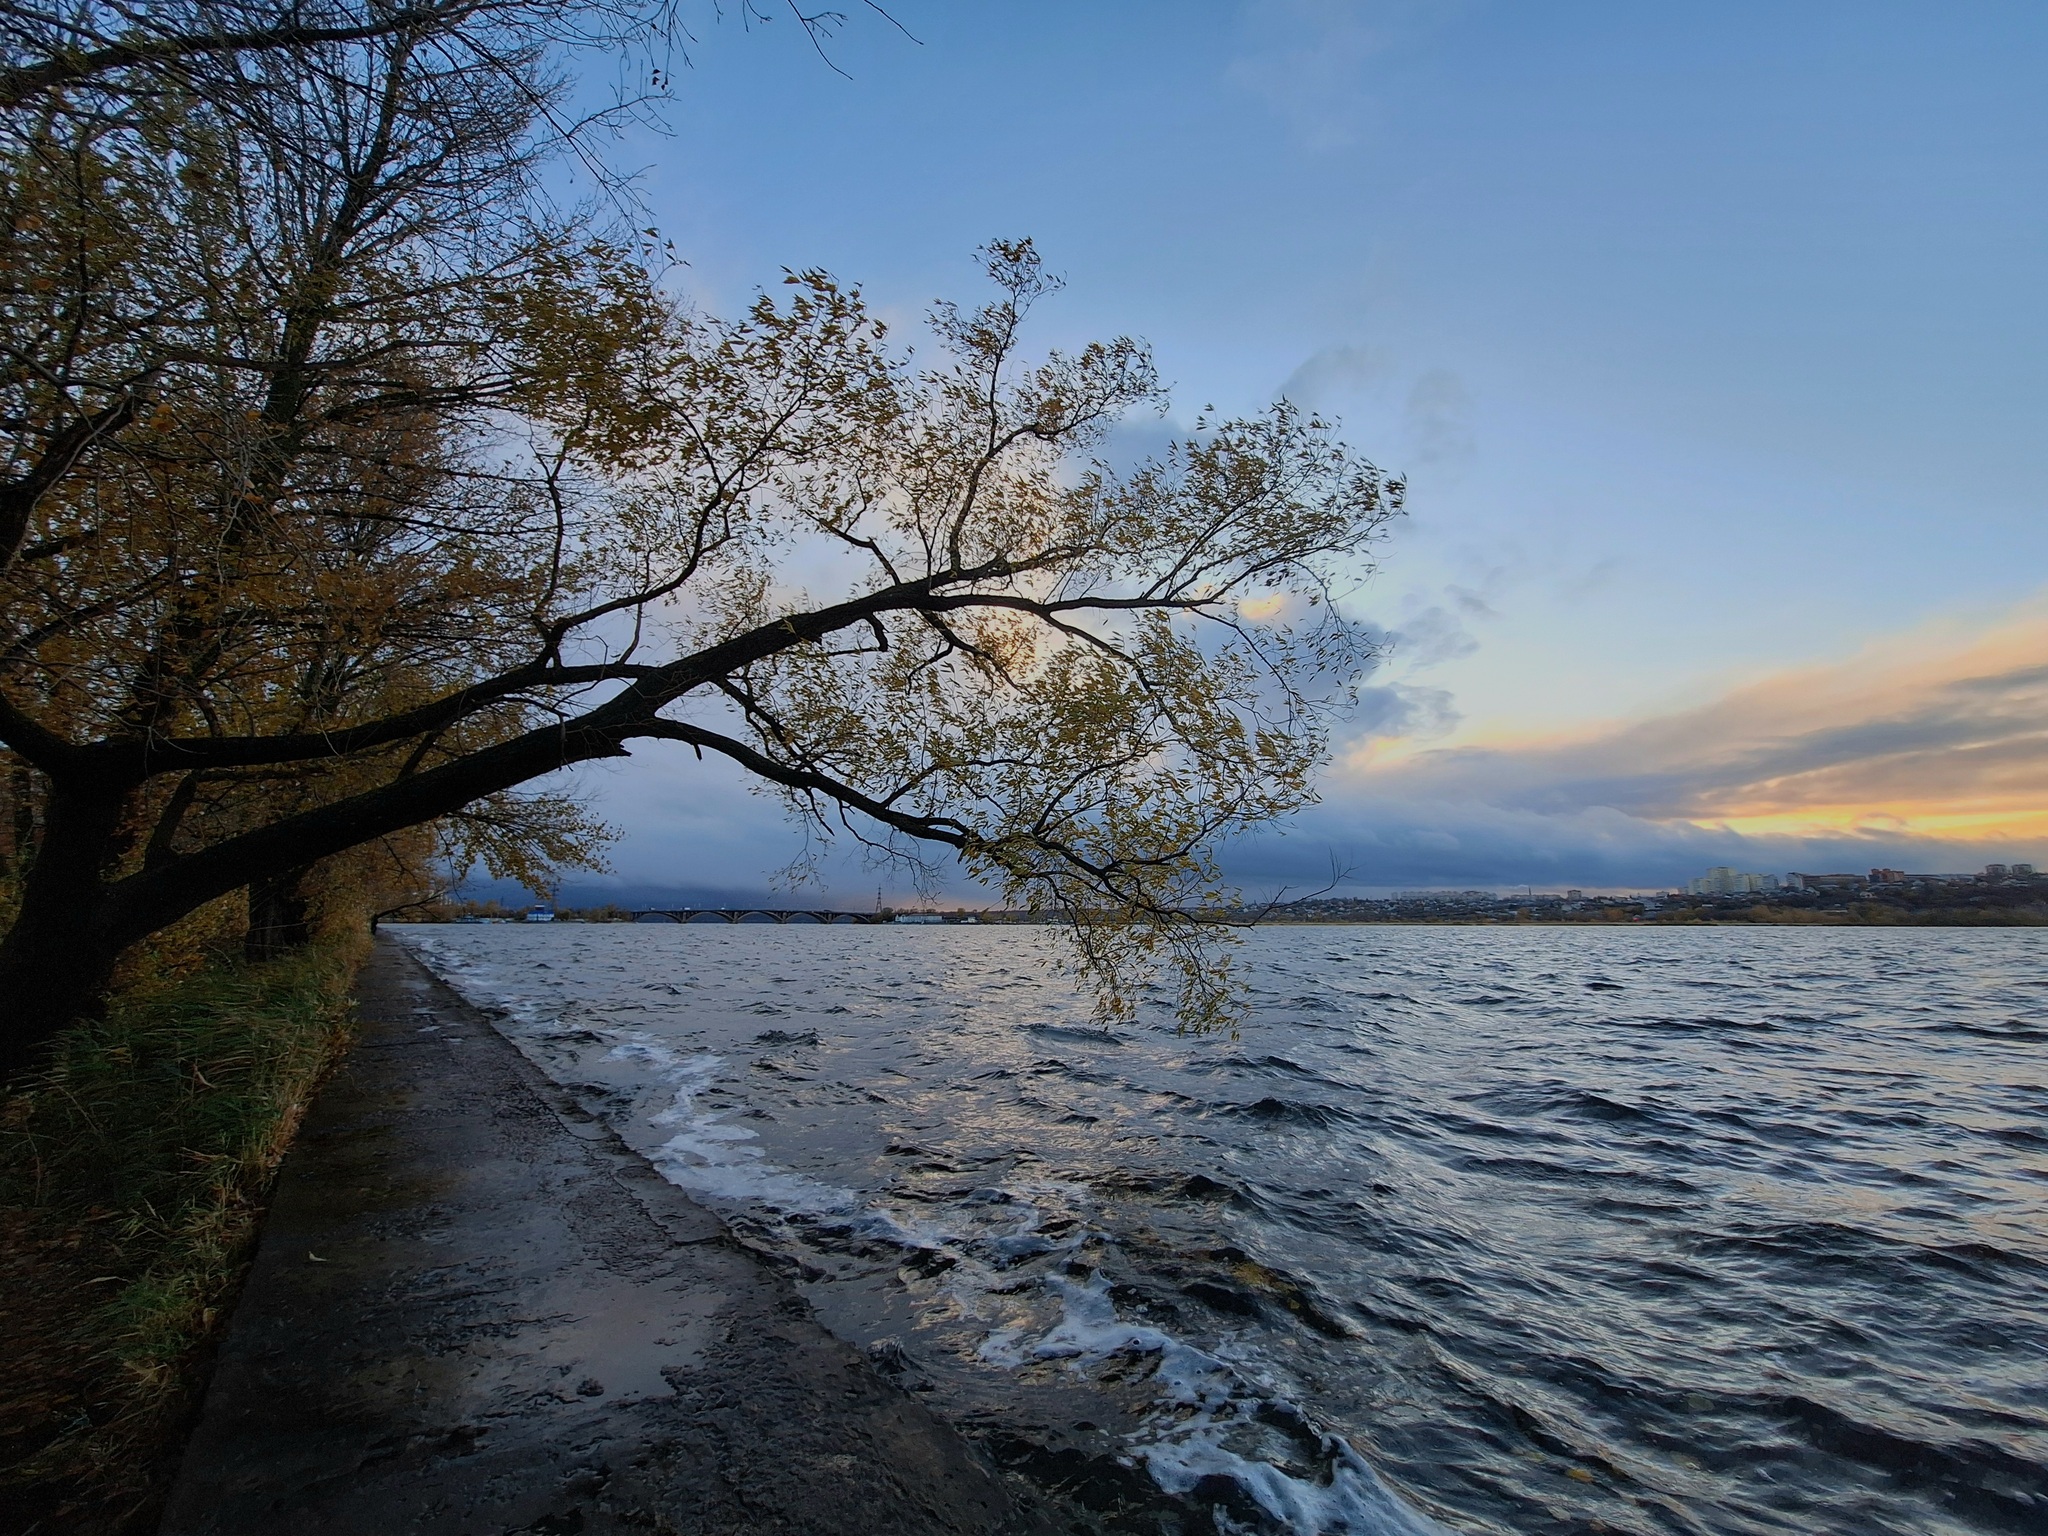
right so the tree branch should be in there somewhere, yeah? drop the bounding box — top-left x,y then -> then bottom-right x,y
0,2 -> 494,107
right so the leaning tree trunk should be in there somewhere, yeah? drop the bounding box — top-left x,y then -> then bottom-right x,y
0,779 -> 132,1081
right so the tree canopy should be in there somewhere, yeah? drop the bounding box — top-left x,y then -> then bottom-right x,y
0,0 -> 1401,1076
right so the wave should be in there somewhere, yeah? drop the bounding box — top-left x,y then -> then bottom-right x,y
1212,1096 -> 1362,1130
392,924 -> 2048,1536
982,1270 -> 1453,1536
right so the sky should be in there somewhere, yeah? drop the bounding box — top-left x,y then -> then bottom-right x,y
536,0 -> 2048,906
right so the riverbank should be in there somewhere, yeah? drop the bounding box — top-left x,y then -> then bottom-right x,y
0,936 -> 362,1534
157,938 -> 1076,1535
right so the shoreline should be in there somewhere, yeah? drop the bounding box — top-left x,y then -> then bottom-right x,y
159,937 -> 1089,1535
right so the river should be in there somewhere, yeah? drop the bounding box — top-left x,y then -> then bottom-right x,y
395,923 -> 2048,1536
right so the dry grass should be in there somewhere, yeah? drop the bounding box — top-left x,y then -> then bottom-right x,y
0,932 -> 365,1534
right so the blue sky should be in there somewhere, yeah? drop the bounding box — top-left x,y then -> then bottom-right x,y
541,1 -> 2048,905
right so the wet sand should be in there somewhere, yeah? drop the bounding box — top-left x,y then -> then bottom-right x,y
159,937 -> 1076,1535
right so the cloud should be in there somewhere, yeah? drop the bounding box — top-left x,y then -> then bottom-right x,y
1272,346 -> 1476,481
1260,597 -> 2048,888
1277,343 -> 1394,408
1227,0 -> 1423,150
1352,681 -> 1460,739
1383,602 -> 1478,668
1224,795 -> 2030,894
1370,606 -> 2048,833
549,593 -> 2048,905
1403,369 -> 1476,475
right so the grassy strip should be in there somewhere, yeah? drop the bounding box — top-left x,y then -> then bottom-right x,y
0,932 -> 367,1535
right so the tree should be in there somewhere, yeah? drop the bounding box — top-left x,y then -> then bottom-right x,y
0,1 -> 1402,1080
0,0 -> 894,112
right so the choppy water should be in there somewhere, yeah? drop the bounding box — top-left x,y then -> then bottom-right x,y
396,923 -> 2048,1535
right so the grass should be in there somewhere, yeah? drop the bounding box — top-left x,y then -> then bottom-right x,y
0,932 -> 366,1535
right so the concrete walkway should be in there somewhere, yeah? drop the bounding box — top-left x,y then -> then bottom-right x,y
161,938 -> 1074,1535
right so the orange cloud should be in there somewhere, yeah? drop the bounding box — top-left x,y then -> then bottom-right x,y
1342,598 -> 2048,849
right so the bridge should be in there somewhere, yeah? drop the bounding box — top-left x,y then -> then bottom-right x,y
633,908 -> 882,925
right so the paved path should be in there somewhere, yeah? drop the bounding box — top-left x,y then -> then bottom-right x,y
161,938 -> 1074,1535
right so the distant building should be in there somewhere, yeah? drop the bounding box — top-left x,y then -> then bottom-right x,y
1984,864 -> 2010,880
1869,868 -> 1907,884
2013,863 -> 2038,878
1566,889 -> 1584,900
1788,872 -> 1868,893
1687,867 -> 1777,896
524,904 -> 555,922
892,913 -> 945,924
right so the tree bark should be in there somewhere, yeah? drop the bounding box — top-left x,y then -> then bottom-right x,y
0,717 -> 615,1080
6,758 -> 36,873
245,864 -> 314,962
0,781 -> 131,1081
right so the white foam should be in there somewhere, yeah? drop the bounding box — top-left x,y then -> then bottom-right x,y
603,1033 -> 860,1214
1026,1270 -> 1200,1369
398,932 -> 859,1217
855,1178 -> 1456,1535
982,1269 -> 1455,1536
1143,1432 -> 1454,1536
